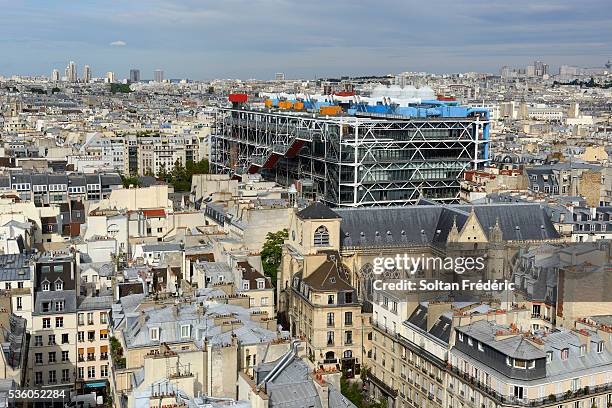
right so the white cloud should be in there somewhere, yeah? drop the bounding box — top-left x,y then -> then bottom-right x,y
110,40 -> 127,46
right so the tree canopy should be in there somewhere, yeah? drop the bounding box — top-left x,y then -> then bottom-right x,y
120,175 -> 141,188
261,229 -> 288,285
156,159 -> 209,192
110,83 -> 132,93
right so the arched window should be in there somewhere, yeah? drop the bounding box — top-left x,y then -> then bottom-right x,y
359,263 -> 374,302
314,225 -> 330,246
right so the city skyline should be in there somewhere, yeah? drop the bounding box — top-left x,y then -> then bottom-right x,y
0,0 -> 611,79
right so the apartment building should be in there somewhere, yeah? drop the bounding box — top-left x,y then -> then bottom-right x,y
368,297 -> 453,408
449,320 -> 612,408
460,168 -> 528,202
79,133 -> 126,172
0,254 -> 34,326
366,294 -> 554,408
28,253 -> 78,391
76,295 -> 112,394
123,134 -> 200,176
0,172 -> 122,205
526,163 -> 603,206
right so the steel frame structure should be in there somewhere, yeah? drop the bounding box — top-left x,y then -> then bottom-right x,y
211,107 -> 489,207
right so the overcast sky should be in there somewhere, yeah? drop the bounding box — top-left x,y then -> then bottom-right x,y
1,0 -> 611,80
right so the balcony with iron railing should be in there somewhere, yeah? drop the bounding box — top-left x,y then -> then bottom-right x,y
449,365 -> 612,407
367,371 -> 398,398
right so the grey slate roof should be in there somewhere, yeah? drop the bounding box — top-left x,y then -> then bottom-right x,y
455,322 -> 612,385
337,206 -> 443,247
456,320 -> 546,360
77,295 -> 113,311
80,262 -> 115,277
0,254 -> 32,281
34,290 -> 78,314
120,297 -> 288,349
336,202 -> 559,248
259,354 -> 356,408
141,243 -> 182,252
455,204 -> 559,241
405,302 -> 452,344
297,202 -> 342,220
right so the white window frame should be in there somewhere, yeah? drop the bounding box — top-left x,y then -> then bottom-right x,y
150,327 -> 159,341
180,325 -> 191,339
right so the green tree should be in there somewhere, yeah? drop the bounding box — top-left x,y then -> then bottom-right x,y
158,163 -> 170,183
170,159 -> 191,192
186,158 -> 209,175
260,229 -> 288,284
157,158 -> 209,192
120,175 -> 141,188
341,377 -> 364,407
110,83 -> 132,93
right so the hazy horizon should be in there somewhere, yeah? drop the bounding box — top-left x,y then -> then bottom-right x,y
1,0 -> 611,80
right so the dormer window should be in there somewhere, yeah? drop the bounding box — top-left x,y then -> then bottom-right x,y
314,225 -> 330,247
150,327 -> 159,341
42,281 -> 50,291
458,332 -> 464,342
546,351 -> 553,363
257,280 -> 265,289
561,348 -> 569,360
579,344 -> 586,357
242,281 -> 250,290
514,358 -> 527,370
180,325 -> 191,339
55,279 -> 63,291
597,341 -> 604,353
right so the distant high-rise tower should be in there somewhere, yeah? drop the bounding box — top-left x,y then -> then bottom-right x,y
67,61 -> 78,82
533,61 -> 548,77
154,69 -> 164,82
83,65 -> 91,83
129,69 -> 141,83
51,69 -> 60,81
106,71 -> 116,83
275,72 -> 285,81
